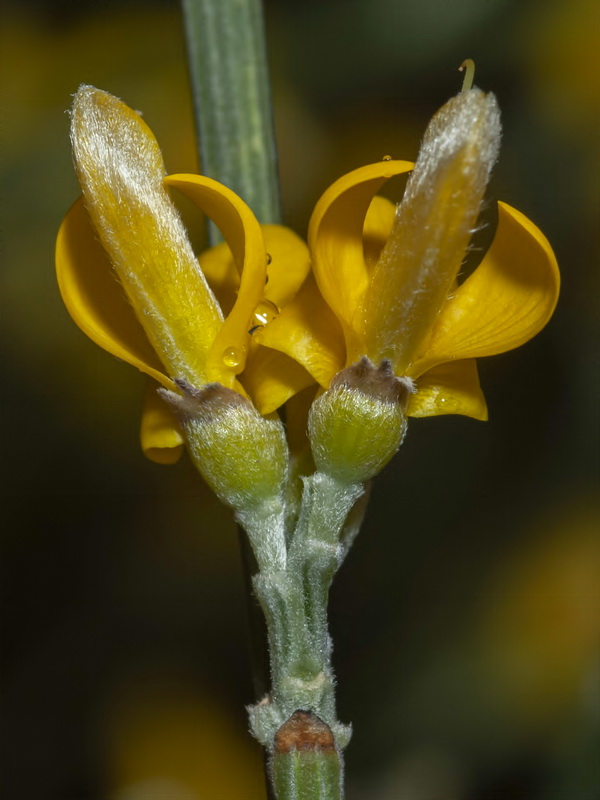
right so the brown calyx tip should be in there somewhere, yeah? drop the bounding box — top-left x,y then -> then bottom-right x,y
157,379 -> 250,421
330,357 -> 416,407
273,710 -> 336,754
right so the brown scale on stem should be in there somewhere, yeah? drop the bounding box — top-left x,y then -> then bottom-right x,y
273,710 -> 336,754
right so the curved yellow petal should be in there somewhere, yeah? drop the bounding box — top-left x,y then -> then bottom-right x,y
307,160 -> 413,342
197,224 -> 311,320
363,195 -> 398,270
197,242 -> 240,316
260,225 -> 311,309
165,174 -> 268,387
407,359 -> 488,420
56,198 -> 175,390
254,274 -> 346,390
241,346 -> 315,416
411,202 -> 560,374
140,382 -> 185,464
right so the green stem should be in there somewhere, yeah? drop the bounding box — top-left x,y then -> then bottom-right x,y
287,474 -> 363,684
248,474 -> 363,731
271,748 -> 343,800
181,0 -> 281,243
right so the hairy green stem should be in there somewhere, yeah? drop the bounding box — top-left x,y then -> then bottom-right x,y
271,749 -> 343,800
181,0 -> 281,243
243,473 -> 361,798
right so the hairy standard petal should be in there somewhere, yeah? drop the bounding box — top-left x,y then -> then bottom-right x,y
70,86 -> 223,386
360,89 -> 502,372
140,383 -> 184,464
56,198 -> 175,389
308,160 -> 413,352
407,359 -> 488,420
410,202 -> 560,374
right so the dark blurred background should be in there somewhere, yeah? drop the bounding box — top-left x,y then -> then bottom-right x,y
1,0 -> 598,798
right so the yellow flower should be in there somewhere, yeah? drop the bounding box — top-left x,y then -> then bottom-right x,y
255,88 -> 560,421
56,85 -> 559,469
56,86 -> 311,463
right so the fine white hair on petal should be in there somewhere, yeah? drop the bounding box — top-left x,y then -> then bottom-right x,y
408,88 -> 501,205
70,85 -> 223,385
360,88 -> 503,374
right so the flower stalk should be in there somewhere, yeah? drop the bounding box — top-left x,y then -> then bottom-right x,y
247,471 -> 361,799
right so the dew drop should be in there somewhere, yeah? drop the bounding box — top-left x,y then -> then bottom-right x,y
251,299 -> 279,329
266,253 -> 272,265
222,346 -> 243,368
382,154 -> 392,161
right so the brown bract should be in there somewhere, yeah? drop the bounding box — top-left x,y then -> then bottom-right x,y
330,356 -> 415,409
273,710 -> 336,753
159,379 -> 251,422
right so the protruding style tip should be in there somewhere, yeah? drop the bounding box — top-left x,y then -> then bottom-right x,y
459,59 -> 476,92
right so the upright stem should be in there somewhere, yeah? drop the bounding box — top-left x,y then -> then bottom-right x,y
181,0 -> 281,243
271,717 -> 344,800
179,5 -> 352,797
244,474 -> 362,799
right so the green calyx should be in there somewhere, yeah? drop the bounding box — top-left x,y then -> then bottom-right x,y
160,381 -> 288,510
308,358 -> 413,484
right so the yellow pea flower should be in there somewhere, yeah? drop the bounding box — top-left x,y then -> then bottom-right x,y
255,88 -> 560,421
56,84 -> 560,471
56,86 -> 312,464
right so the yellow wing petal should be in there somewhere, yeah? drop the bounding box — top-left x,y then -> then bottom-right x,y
196,224 -> 311,319
363,195 -> 398,270
260,225 -> 311,309
407,359 -> 488,420
140,382 -> 185,464
254,274 -> 346,390
165,174 -> 268,387
411,202 -> 560,373
241,346 -> 315,416
307,161 -> 413,343
56,198 -> 175,390
196,242 -> 240,316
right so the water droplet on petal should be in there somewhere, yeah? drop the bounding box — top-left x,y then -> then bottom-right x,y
266,253 -> 272,265
251,299 -> 279,329
222,346 -> 243,368
382,154 -> 392,161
